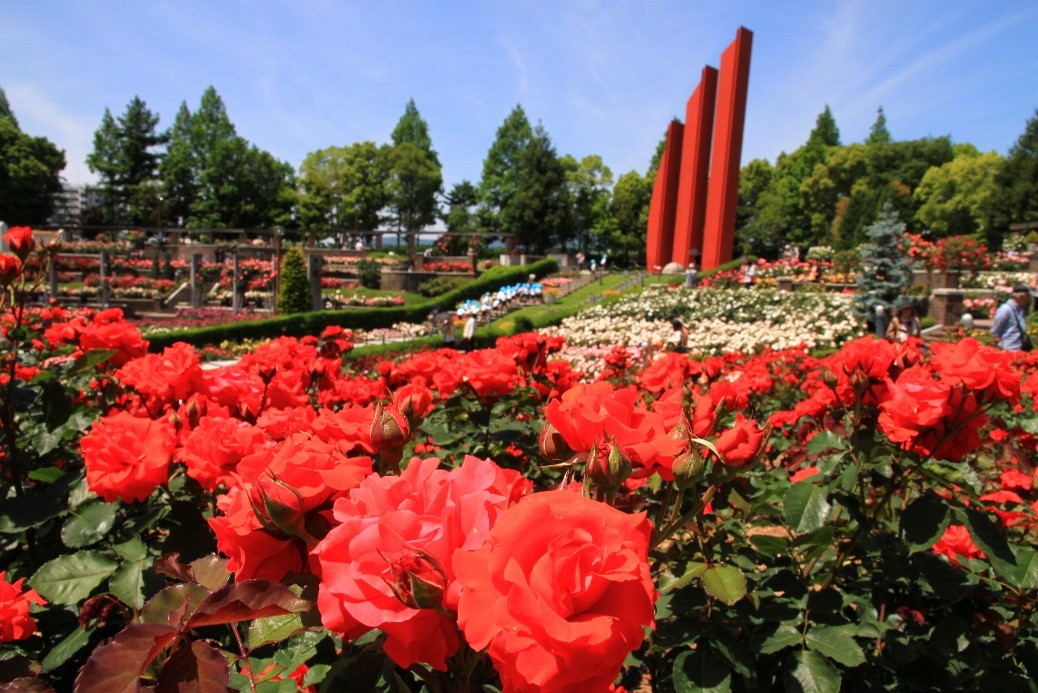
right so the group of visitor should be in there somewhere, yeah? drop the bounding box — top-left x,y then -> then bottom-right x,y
438,280 -> 545,350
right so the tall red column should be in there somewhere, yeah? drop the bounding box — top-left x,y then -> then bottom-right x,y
670,66 -> 717,266
701,27 -> 753,270
645,120 -> 683,272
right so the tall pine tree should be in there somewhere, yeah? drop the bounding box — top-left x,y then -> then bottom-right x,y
855,202 -> 914,327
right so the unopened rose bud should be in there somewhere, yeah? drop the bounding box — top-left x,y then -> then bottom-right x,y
848,369 -> 870,397
586,436 -> 631,490
821,368 -> 839,390
371,401 -> 410,451
386,549 -> 448,610
672,447 -> 705,482
246,478 -> 318,548
538,420 -> 573,463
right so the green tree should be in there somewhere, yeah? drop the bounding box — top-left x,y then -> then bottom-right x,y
0,87 -> 18,128
159,87 -> 294,229
914,147 -> 1002,237
503,124 -> 569,254
386,100 -> 442,255
810,105 -> 841,148
479,105 -> 533,236
87,96 -> 168,225
983,108 -> 1038,247
562,154 -> 613,255
159,102 -> 197,226
277,244 -> 311,314
607,170 -> 651,266
440,180 -> 479,254
855,202 -> 914,324
866,106 -> 891,145
0,91 -> 65,226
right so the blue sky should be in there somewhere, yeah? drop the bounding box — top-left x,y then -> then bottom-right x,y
3,2 -> 1037,192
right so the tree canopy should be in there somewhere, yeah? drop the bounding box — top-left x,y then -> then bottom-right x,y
0,87 -> 65,226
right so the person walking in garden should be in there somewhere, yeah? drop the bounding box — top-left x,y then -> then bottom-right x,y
886,298 -> 921,343
741,257 -> 756,288
990,285 -> 1033,352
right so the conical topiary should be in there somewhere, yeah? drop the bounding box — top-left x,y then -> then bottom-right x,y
278,245 -> 311,315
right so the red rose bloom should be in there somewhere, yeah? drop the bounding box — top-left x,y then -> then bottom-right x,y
176,415 -> 270,491
932,524 -> 984,566
81,412 -> 177,502
454,490 -> 656,693
713,414 -> 768,469
78,318 -> 149,368
116,342 -> 203,409
314,456 -> 529,671
0,254 -> 20,285
0,571 -> 46,642
2,226 -> 35,259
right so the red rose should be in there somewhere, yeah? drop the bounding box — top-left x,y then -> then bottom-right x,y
313,456 -> 529,671
0,571 -> 46,642
929,338 -> 1020,403
713,414 -> 768,469
116,342 -> 203,409
77,318 -> 149,368
81,412 -> 177,502
0,254 -> 20,285
3,226 -> 35,259
454,490 -> 656,693
176,415 -> 269,491
932,524 -> 984,566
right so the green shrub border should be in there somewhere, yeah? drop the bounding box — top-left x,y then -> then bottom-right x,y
147,259 -> 559,351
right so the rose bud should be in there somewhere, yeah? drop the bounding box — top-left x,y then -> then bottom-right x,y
586,436 -> 631,491
386,549 -> 448,610
538,420 -> 573,463
247,477 -> 319,548
370,401 -> 410,452
672,447 -> 705,482
0,255 -> 21,286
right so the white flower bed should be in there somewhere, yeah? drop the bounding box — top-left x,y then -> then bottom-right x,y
546,287 -> 863,357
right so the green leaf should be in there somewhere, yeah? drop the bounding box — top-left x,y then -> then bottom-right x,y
41,626 -> 90,673
784,650 -> 841,693
113,537 -> 149,562
29,551 -> 119,605
805,626 -> 866,667
659,561 -> 708,594
900,493 -> 950,554
960,507 -> 1015,566
110,554 -> 155,609
702,565 -> 746,606
248,613 -> 306,650
759,624 -> 802,655
27,466 -> 65,483
784,483 -> 832,535
70,349 -> 118,374
806,431 -> 847,455
61,499 -> 119,548
673,648 -> 733,693
1002,546 -> 1038,590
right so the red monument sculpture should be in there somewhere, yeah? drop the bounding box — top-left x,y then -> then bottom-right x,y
646,27 -> 753,271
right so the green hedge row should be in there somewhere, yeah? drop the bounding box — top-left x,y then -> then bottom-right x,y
147,258 -> 559,351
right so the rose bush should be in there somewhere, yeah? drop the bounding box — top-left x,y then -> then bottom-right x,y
2,226 -> 1037,692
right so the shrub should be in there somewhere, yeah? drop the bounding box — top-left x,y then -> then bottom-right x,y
357,258 -> 382,289
277,245 -> 311,315
417,275 -> 469,297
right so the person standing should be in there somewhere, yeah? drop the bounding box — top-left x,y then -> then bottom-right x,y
462,312 -> 477,351
990,285 -> 1032,352
886,298 -> 921,343
741,257 -> 756,288
670,319 -> 689,353
684,262 -> 698,289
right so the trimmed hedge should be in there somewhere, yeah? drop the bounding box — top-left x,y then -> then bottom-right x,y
147,258 -> 559,351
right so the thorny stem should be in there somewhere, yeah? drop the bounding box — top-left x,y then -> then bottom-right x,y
231,623 -> 258,693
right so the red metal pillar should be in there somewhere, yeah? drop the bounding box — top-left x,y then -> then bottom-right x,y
645,120 -> 684,273
671,66 -> 717,266
701,27 -> 753,270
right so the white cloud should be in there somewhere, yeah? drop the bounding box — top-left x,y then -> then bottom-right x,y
6,84 -> 96,186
